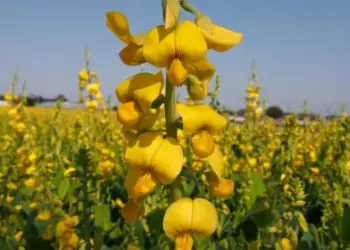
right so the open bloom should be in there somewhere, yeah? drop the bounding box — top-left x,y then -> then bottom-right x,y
176,103 -> 227,158
197,20 -> 243,52
115,72 -> 163,129
124,132 -> 183,201
163,198 -> 218,250
106,11 -> 148,66
143,21 -> 215,86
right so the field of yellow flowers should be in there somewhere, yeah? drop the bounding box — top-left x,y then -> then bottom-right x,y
1,1 -> 350,250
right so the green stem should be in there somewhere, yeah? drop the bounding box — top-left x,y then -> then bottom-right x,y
180,0 -> 200,17
164,77 -> 181,202
164,78 -> 177,139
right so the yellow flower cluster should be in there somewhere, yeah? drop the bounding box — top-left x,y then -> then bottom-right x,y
78,68 -> 104,109
105,1 -> 243,248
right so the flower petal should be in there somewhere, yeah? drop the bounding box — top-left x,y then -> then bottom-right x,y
119,43 -> 146,66
175,21 -> 207,61
143,25 -> 174,67
176,104 -> 227,134
206,146 -> 224,178
124,132 -> 164,170
163,197 -> 193,239
116,72 -> 164,111
149,136 -> 183,184
191,198 -> 218,236
190,131 -> 215,158
116,101 -> 143,128
182,56 -> 215,82
124,168 -> 158,200
200,24 -> 243,52
167,59 -> 188,86
106,11 -> 135,45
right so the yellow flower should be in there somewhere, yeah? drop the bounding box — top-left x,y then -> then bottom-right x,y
79,69 -> 89,82
176,103 -> 227,158
36,210 -> 51,221
64,167 -> 76,177
124,132 -> 183,201
87,83 -> 100,96
25,178 -> 36,188
203,146 -> 234,198
197,21 -> 243,52
143,21 -> 215,86
15,231 -> 23,241
115,72 -> 164,129
106,11 -> 147,66
280,238 -> 294,250
163,198 -> 218,249
86,100 -> 98,110
4,90 -> 13,103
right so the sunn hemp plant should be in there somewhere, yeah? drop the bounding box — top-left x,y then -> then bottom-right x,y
105,0 -> 243,249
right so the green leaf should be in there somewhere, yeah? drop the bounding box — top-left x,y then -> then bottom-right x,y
58,178 -> 70,199
133,221 -> 145,248
342,206 -> 350,244
249,171 -> 266,207
147,208 -> 166,235
94,205 -> 111,228
253,209 -> 275,228
94,229 -> 104,250
242,218 -> 258,242
162,0 -> 181,29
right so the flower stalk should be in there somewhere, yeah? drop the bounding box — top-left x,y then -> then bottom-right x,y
164,77 -> 182,202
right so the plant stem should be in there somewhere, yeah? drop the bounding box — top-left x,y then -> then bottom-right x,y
164,77 -> 181,202
180,0 -> 200,17
165,78 -> 177,139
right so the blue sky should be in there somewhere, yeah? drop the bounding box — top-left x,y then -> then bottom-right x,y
0,1 -> 349,113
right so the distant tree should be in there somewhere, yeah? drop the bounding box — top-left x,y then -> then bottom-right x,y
0,94 -> 3,101
55,95 -> 68,102
265,106 -> 284,119
237,108 -> 245,117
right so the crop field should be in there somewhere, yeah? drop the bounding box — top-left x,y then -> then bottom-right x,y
1,1 -> 350,250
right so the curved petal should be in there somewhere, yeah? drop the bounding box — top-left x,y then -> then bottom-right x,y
206,146 -> 224,178
182,56 -> 215,82
191,198 -> 218,236
191,131 -> 215,158
163,197 -> 193,239
106,11 -> 135,45
200,24 -> 243,52
150,136 -> 183,184
206,175 -> 234,198
176,104 -> 227,134
116,72 -> 164,111
124,168 -> 158,200
143,25 -> 174,67
116,101 -> 143,128
130,72 -> 164,112
119,43 -> 146,66
167,58 -> 188,86
175,21 -> 207,61
124,132 -> 164,170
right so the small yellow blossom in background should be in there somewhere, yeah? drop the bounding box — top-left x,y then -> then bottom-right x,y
36,210 -> 51,221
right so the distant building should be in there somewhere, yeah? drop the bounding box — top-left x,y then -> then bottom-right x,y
0,101 -> 9,107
